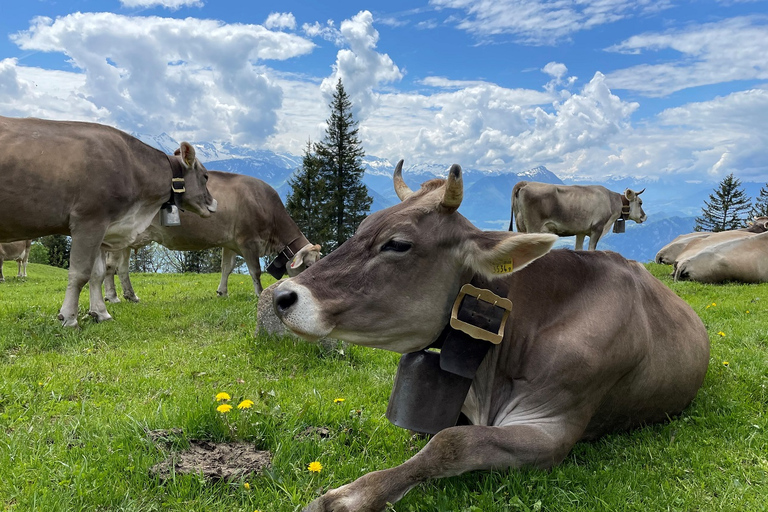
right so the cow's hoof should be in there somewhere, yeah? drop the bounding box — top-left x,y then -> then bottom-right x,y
105,296 -> 121,303
58,313 -> 79,328
125,295 -> 140,303
216,290 -> 228,297
89,311 -> 113,323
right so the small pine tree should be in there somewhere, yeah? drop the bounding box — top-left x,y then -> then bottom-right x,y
694,173 -> 752,232
751,184 -> 768,218
286,140 -> 328,246
315,78 -> 372,251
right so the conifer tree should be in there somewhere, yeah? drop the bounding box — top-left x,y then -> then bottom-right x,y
286,140 -> 328,246
751,184 -> 768,218
694,173 -> 752,232
315,78 -> 372,251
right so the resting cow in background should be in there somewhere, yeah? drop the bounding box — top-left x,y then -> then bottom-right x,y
0,240 -> 32,281
659,216 -> 768,267
511,181 -> 646,250
274,161 -> 709,512
104,171 -> 321,302
675,231 -> 768,283
0,116 -> 217,327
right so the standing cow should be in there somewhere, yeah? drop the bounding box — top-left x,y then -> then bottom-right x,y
0,240 -> 32,281
274,161 -> 708,512
104,171 -> 321,302
0,116 -> 217,327
511,181 -> 646,250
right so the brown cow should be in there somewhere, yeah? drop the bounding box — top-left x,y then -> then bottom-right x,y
664,217 -> 768,269
675,231 -> 768,283
274,161 -> 708,512
0,240 -> 32,281
104,171 -> 320,302
0,116 -> 217,327
654,232 -> 711,265
511,181 -> 646,250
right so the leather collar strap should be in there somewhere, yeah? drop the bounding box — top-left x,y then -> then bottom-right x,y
265,235 -> 311,279
162,154 -> 187,211
620,194 -> 631,220
385,276 -> 511,434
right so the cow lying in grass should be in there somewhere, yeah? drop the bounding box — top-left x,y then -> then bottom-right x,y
274,161 -> 710,512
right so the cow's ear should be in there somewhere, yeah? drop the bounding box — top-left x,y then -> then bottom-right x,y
290,244 -> 322,269
179,142 -> 196,167
625,189 -> 636,200
464,231 -> 557,279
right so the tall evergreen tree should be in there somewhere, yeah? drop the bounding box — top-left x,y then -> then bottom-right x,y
751,184 -> 768,218
315,78 -> 372,251
286,140 -> 328,246
694,173 -> 752,232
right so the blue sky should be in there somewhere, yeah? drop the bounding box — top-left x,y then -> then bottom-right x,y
1,0 -> 767,181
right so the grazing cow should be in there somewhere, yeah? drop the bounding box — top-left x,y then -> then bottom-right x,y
675,231 -> 768,283
274,161 -> 709,512
104,171 -> 321,302
0,240 -> 32,281
655,232 -> 711,265
0,116 -> 217,327
511,181 -> 647,250
658,217 -> 768,267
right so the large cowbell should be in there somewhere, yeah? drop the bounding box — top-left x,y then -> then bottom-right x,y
386,350 -> 473,435
613,218 -> 625,233
160,205 -> 181,227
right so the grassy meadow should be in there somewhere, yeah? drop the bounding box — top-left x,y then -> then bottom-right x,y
1,261 -> 766,511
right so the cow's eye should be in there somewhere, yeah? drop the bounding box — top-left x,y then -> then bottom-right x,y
381,240 -> 412,252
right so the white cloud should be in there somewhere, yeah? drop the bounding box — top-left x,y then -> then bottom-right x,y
429,0 -> 671,44
265,12 -> 296,31
605,16 -> 768,96
320,11 -> 403,119
302,20 -> 344,45
9,12 -> 315,144
120,0 -> 203,9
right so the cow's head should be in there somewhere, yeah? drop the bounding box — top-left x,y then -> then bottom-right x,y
173,142 -> 218,217
747,216 -> 768,233
287,244 -> 322,277
273,161 -> 557,353
624,188 -> 647,223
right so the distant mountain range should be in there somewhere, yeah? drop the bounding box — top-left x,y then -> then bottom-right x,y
134,133 -> 766,263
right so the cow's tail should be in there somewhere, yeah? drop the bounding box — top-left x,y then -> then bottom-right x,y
510,181 -> 527,232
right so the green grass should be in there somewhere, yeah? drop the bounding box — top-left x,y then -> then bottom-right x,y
1,261 -> 766,511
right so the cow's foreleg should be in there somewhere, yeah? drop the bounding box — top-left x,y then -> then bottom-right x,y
60,227 -> 108,327
87,249 -> 112,323
575,235 -> 586,251
303,423 -> 582,512
217,247 -> 238,297
241,246 -> 264,297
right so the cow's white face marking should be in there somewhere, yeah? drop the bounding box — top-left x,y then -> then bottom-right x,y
273,279 -> 334,340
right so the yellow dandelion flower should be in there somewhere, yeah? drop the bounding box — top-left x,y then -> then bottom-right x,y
333,398 -> 345,403
244,482 -> 250,490
723,361 -> 729,366
215,392 -> 231,402
712,302 -> 716,307
217,403 -> 233,413
746,310 -> 750,314
307,461 -> 323,473
718,331 -> 726,337
238,399 -> 254,409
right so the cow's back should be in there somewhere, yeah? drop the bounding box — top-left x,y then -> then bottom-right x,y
474,250 -> 709,438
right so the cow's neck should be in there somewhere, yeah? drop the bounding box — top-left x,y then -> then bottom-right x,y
620,194 -> 631,220
385,275 -> 511,435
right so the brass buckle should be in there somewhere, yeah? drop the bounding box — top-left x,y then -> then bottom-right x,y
449,283 -> 512,345
172,177 -> 186,193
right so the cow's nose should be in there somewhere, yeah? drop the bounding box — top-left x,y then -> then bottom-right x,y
273,287 -> 298,316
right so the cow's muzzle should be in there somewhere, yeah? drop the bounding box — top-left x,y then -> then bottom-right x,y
207,198 -> 218,213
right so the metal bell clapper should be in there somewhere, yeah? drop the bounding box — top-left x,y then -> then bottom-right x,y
160,205 -> 181,227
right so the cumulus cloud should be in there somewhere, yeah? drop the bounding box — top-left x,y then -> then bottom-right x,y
429,0 -> 671,44
605,16 -> 768,96
302,20 -> 344,45
320,11 -> 403,119
120,0 -> 203,9
265,12 -> 296,31
9,12 -> 315,144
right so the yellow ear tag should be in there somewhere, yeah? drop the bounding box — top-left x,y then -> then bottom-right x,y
492,261 -> 514,274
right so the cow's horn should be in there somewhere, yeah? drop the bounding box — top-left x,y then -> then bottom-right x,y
393,159 -> 413,201
637,188 -> 646,195
441,164 -> 463,210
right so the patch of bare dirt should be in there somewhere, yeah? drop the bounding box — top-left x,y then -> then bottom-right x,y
294,426 -> 332,440
150,439 -> 272,481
